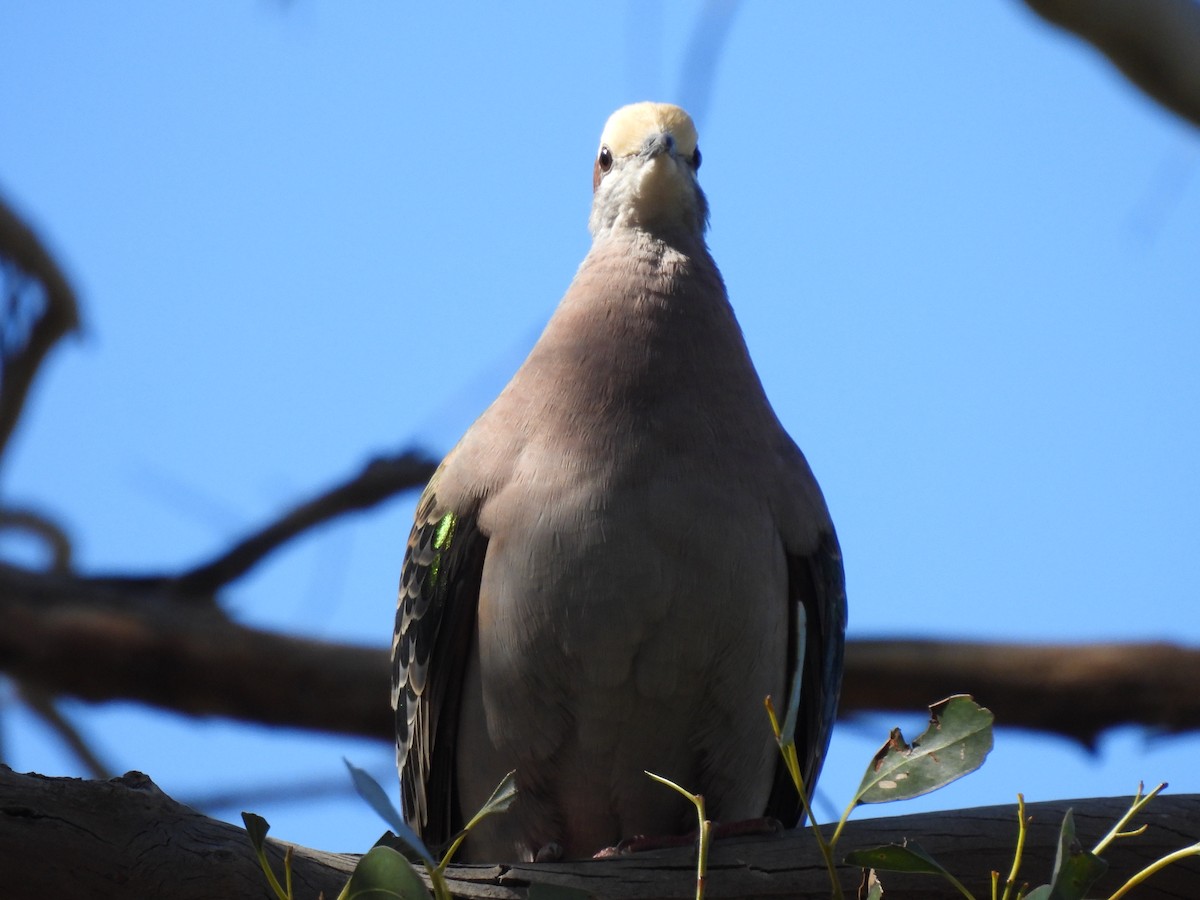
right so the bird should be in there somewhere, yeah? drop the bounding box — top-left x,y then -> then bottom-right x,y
391,101 -> 846,863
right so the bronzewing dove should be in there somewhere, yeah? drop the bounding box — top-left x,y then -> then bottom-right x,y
392,101 -> 846,862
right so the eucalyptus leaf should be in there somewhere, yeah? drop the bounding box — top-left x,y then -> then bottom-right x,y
241,812 -> 290,900
844,841 -> 950,875
242,812 -> 270,853
854,695 -> 993,804
1040,809 -> 1107,900
462,769 -> 518,831
341,846 -> 433,900
344,758 -> 436,866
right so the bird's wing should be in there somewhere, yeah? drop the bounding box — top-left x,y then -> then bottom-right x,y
766,529 -> 847,826
392,481 -> 488,849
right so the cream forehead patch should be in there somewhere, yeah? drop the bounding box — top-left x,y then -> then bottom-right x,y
599,102 -> 698,159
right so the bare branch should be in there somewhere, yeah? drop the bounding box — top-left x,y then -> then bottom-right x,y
3,562 -> 1199,745
1024,0 -> 1200,128
0,563 -> 392,737
843,639 -> 1200,747
0,507 -> 73,571
3,768 -> 1199,899
171,451 -> 437,596
16,685 -> 114,779
0,192 -> 81,465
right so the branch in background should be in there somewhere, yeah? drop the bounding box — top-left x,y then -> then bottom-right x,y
1024,0 -> 1200,128
0,192 -> 81,466
15,685 -> 113,779
171,451 -> 437,596
3,768 -> 1198,900
0,563 -> 393,738
0,507 -> 73,571
843,639 -> 1200,746
3,562 -> 1198,744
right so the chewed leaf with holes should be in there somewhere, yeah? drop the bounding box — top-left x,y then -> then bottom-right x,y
853,695 -> 993,805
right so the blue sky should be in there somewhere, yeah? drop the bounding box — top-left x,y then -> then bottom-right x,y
2,2 -> 1198,854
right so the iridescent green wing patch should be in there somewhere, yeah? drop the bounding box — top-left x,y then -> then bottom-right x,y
391,492 -> 487,848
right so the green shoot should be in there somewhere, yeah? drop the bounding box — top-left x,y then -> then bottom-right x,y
1106,839 -> 1200,899
1092,781 -> 1165,856
765,695 -> 843,899
999,794 -> 1028,900
241,813 -> 293,900
645,771 -> 711,900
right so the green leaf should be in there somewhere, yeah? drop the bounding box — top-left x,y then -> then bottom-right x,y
344,758 -> 436,866
854,695 -> 993,805
461,769 -> 518,830
1036,809 -> 1107,900
439,770 -> 518,870
241,812 -> 290,900
844,841 -> 950,875
242,811 -> 270,853
341,846 -> 433,900
845,841 -> 975,899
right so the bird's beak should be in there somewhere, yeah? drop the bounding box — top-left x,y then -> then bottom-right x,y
642,132 -> 678,160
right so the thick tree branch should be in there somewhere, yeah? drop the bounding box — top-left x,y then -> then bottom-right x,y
3,768 -> 1198,899
843,639 -> 1200,746
1024,0 -> 1200,128
0,563 -> 393,737
2,560 -> 1198,744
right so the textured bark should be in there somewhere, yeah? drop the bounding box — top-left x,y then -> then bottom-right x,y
3,768 -> 1198,899
0,768 -> 355,900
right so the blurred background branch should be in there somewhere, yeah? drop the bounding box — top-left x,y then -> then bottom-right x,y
3,544 -> 1199,745
0,192 -> 80,468
1023,0 -> 1200,128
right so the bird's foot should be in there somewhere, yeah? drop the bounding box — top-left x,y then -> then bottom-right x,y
534,842 -> 564,863
592,817 -> 783,858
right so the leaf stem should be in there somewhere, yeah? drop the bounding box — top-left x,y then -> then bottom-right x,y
1092,782 -> 1165,856
1106,840 -> 1200,900
1000,794 -> 1027,900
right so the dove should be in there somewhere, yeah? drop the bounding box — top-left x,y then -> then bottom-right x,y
392,101 -> 846,862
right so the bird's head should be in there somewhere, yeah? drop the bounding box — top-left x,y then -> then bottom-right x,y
589,102 -> 709,240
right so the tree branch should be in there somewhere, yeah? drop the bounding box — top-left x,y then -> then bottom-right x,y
3,767 -> 1198,899
2,560 -> 1198,744
0,563 -> 393,737
172,450 -> 437,596
843,639 -> 1200,746
1023,0 -> 1200,128
0,191 -> 81,467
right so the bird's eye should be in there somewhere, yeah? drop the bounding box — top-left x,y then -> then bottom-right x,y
691,146 -> 702,170
598,145 -> 614,172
